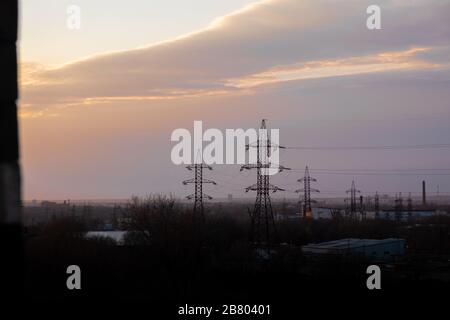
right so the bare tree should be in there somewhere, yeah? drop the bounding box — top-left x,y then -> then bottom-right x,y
122,195 -> 185,246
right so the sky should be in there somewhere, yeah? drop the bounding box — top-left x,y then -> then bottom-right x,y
20,0 -> 257,64
19,0 -> 450,201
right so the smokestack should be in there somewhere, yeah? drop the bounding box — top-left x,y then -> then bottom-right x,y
422,180 -> 426,206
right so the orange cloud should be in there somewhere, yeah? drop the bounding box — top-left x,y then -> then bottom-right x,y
225,47 -> 440,88
19,0 -> 450,113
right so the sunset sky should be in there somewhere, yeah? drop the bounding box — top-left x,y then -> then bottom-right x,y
19,0 -> 450,200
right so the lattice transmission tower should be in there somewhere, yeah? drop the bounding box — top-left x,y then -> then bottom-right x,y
394,192 -> 403,221
183,156 -> 216,220
374,192 -> 380,219
359,195 -> 366,220
346,180 -> 360,219
295,166 -> 319,219
241,119 -> 289,245
407,192 -> 413,219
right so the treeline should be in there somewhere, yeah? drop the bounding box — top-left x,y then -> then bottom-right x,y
23,195 -> 450,300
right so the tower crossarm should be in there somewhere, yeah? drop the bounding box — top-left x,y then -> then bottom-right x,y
201,179 -> 217,185
186,164 -> 213,171
246,141 -> 286,150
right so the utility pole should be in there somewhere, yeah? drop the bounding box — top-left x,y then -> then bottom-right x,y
241,119 -> 289,245
183,159 -> 216,220
295,166 -> 319,219
345,181 -> 360,219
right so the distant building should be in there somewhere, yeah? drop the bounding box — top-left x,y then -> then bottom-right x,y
40,200 -> 58,207
103,223 -> 114,231
228,194 -> 233,202
307,208 -> 436,220
374,210 -> 435,221
302,238 -> 405,262
85,231 -> 127,245
277,208 -> 337,220
311,207 -> 334,219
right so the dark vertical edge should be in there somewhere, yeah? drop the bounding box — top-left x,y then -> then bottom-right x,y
0,0 -> 23,300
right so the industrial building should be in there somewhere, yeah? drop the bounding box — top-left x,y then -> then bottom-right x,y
302,238 -> 405,262
85,231 -> 127,245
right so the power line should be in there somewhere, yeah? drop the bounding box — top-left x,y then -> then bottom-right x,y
288,169 -> 450,176
308,168 -> 450,172
285,143 -> 450,150
309,172 -> 450,176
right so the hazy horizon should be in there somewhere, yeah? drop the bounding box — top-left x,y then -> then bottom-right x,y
20,0 -> 450,200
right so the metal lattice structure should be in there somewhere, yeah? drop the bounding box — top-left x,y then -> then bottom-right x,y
345,180 -> 360,219
295,166 -> 319,219
183,161 -> 216,220
374,192 -> 380,219
359,195 -> 366,220
394,192 -> 403,221
241,119 -> 289,245
407,192 -> 413,219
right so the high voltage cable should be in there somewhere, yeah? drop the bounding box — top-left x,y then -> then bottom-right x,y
303,172 -> 450,176
308,168 -> 450,172
211,167 -> 450,180
284,143 -> 450,150
288,168 -> 450,176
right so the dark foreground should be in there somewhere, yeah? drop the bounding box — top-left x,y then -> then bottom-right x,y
21,202 -> 450,312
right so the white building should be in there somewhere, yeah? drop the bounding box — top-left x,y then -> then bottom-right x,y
85,231 -> 127,245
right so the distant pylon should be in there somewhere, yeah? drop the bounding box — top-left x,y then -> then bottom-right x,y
407,192 -> 413,219
359,195 -> 366,220
345,180 -> 360,219
365,195 -> 372,218
374,192 -> 380,219
295,166 -> 319,219
241,119 -> 290,245
366,195 -> 372,209
394,192 -> 403,221
183,152 -> 216,220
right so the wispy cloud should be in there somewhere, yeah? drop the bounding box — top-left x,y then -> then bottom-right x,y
20,0 -> 450,110
225,47 -> 441,88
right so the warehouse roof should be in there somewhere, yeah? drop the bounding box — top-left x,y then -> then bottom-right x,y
303,238 -> 404,251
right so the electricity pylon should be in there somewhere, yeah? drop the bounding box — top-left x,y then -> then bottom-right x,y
183,154 -> 216,220
359,195 -> 366,220
345,180 -> 360,219
407,192 -> 413,219
295,166 -> 319,219
394,192 -> 403,221
241,119 -> 289,245
374,192 -> 380,219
